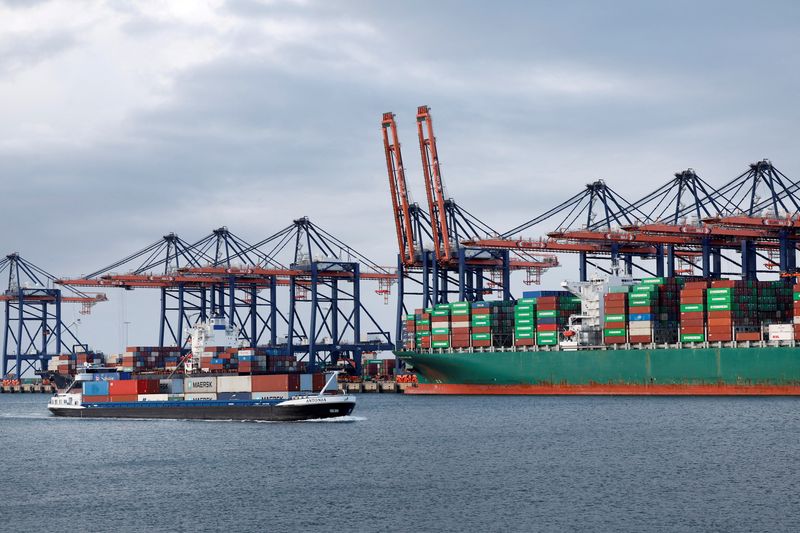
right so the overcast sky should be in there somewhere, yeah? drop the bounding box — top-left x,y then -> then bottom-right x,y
3,0 -> 800,353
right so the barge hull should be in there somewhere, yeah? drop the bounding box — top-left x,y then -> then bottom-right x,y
49,400 -> 354,421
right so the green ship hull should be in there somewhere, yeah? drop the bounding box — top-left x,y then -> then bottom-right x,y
396,346 -> 800,395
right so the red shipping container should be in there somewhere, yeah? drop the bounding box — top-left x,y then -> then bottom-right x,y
605,304 -> 627,313
604,294 -> 626,301
735,332 -> 761,341
472,340 -> 492,347
110,395 -> 138,402
681,288 -> 706,298
82,395 -> 110,403
680,296 -> 704,304
537,296 -> 558,306
431,334 -> 449,341
629,335 -> 652,343
514,339 -> 535,346
109,379 -> 160,395
252,374 -> 300,392
710,280 -> 736,288
708,319 -> 732,328
604,336 -> 627,344
708,332 -> 732,342
628,306 -> 653,313
684,281 -> 709,289
605,321 -> 626,329
472,326 -> 491,333
471,308 -> 491,315
708,311 -> 733,319
680,316 -> 705,326
537,324 -> 557,331
432,316 -> 450,323
680,326 -> 705,334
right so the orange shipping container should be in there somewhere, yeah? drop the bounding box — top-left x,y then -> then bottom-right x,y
251,374 -> 300,392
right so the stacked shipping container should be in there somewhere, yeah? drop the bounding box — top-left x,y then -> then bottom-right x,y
603,288 -> 629,344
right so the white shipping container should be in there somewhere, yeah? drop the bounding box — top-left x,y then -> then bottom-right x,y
185,376 -> 217,393
768,324 -> 794,341
794,316 -> 800,325
252,391 -> 289,400
217,375 -> 252,393
138,394 -> 169,401
185,393 -> 218,401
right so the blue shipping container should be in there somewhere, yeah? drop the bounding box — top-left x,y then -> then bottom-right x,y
629,313 -> 653,321
523,290 -> 570,299
93,372 -> 120,381
83,381 -> 109,396
210,358 -> 224,365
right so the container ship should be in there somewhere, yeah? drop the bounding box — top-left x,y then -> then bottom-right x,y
396,272 -> 800,395
47,318 -> 355,421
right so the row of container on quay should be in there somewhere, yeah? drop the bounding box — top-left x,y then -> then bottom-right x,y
80,373 -> 333,403
50,346 -> 302,376
403,278 -> 800,350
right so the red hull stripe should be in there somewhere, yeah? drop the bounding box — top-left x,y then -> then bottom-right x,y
406,383 -> 800,396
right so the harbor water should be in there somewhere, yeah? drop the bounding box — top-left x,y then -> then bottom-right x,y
1,394 -> 799,532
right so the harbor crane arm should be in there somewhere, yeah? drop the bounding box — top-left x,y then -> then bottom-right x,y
382,112 -> 417,267
416,105 -> 451,264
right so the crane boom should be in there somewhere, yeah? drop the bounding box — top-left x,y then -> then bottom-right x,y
416,105 -> 451,263
381,112 -> 417,267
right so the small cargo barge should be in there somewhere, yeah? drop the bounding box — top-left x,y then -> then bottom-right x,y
48,391 -> 355,421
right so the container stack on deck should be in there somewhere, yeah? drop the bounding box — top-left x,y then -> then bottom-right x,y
795,284 -> 800,340
706,281 -> 758,342
431,304 -> 451,349
536,292 -> 580,346
491,301 -> 514,348
80,373 -> 329,403
679,281 -> 708,343
603,287 -> 629,345
414,309 -> 431,349
471,302 -> 492,347
627,277 -> 681,344
513,298 -> 536,347
450,301 -> 471,348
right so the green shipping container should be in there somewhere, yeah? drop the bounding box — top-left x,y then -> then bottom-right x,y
604,328 -> 626,337
472,333 -> 491,341
431,327 -> 450,335
515,333 -> 534,339
681,333 -> 705,342
515,325 -> 534,333
416,319 -> 431,325
431,341 -> 450,348
432,309 -> 450,317
680,304 -> 704,312
642,277 -> 666,285
537,310 -> 557,318
707,288 -> 732,296
632,285 -> 656,293
515,318 -> 534,326
517,298 -> 537,305
605,314 -> 625,322
451,309 -> 470,316
793,292 -> 800,301
707,303 -> 731,311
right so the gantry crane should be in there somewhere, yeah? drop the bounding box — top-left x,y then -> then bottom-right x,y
1,253 -> 106,378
